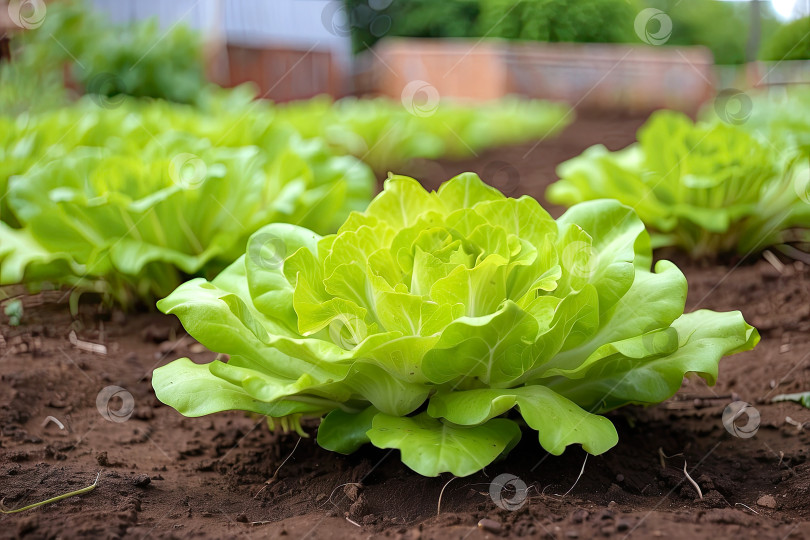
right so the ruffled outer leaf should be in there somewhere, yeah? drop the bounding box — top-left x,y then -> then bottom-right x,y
541,310 -> 759,412
367,413 -> 522,477
427,385 -> 618,455
153,357 -> 325,418
317,406 -> 379,454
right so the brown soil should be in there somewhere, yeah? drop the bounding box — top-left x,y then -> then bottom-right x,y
2,115 -> 810,540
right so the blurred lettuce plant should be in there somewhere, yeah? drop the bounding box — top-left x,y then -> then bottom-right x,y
0,95 -> 373,306
277,95 -> 571,172
547,111 -> 810,258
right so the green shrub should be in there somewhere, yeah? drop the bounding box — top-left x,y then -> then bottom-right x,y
761,16 -> 810,62
479,0 -> 637,43
344,0 -> 481,53
343,0 -> 784,65
644,0 -> 784,65
2,0 -> 208,109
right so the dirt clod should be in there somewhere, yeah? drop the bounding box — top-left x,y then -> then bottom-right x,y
343,483 -> 362,502
347,495 -> 370,521
132,474 -> 151,487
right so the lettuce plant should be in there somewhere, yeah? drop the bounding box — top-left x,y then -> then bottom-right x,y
547,111 -> 810,258
153,173 -> 758,477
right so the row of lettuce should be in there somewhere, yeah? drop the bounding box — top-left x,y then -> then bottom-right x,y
0,87 -> 571,306
3,88 -> 809,308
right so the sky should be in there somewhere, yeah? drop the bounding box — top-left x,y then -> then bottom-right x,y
770,0 -> 798,19
718,0 -> 805,20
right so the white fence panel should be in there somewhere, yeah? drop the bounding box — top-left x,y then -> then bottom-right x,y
88,0 -> 350,66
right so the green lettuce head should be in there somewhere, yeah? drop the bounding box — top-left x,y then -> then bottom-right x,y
153,173 -> 758,477
546,111 -> 810,258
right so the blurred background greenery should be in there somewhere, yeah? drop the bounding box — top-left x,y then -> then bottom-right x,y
0,0 -> 207,114
346,0 -> 793,65
2,0 -> 807,115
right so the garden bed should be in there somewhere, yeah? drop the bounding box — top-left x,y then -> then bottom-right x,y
1,115 -> 809,540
